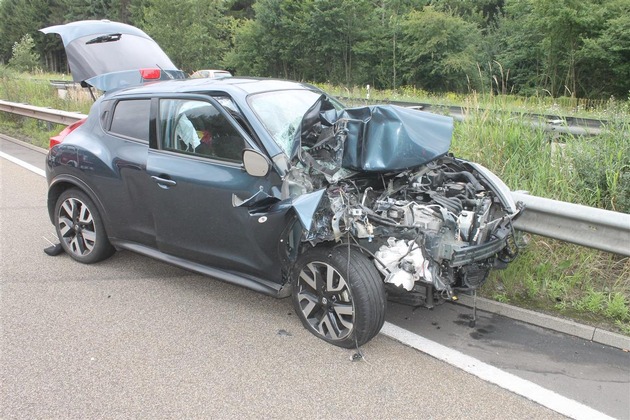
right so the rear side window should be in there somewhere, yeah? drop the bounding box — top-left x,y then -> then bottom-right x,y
109,100 -> 150,142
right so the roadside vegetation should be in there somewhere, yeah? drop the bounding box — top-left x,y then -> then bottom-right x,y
448,98 -> 629,335
1,69 -> 628,335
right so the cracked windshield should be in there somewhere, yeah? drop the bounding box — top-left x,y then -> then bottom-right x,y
248,89 -> 324,155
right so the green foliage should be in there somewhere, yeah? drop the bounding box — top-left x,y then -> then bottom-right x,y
564,127 -> 630,213
483,236 -> 629,333
494,0 -> 630,98
449,94 -> 630,217
399,7 -> 483,92
224,0 -> 308,79
0,0 -> 628,99
8,34 -> 40,72
140,0 -> 232,74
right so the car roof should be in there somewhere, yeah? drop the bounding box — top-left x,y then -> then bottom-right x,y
107,77 -> 319,99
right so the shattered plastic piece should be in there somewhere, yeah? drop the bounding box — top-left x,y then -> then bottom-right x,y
44,243 -> 64,256
43,234 -> 64,256
291,189 -> 326,233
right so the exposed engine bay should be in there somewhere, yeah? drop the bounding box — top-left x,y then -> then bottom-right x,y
281,98 -> 522,305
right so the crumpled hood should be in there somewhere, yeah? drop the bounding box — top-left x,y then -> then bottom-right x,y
41,20 -> 184,90
296,97 -> 453,174
333,105 -> 453,172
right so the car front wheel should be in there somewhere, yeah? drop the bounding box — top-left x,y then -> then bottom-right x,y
54,188 -> 115,264
292,246 -> 386,348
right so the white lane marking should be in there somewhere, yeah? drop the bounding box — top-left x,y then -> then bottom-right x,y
381,322 -> 614,420
2,147 -> 615,420
0,150 -> 46,177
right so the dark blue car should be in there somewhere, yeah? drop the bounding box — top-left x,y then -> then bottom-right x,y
43,20 -> 522,347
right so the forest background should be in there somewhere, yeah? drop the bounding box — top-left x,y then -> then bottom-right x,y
1,0 -> 629,100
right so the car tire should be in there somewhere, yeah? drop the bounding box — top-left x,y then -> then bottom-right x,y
54,188 -> 115,264
292,246 -> 386,348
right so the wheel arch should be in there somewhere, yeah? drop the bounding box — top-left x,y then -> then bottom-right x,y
47,176 -> 111,232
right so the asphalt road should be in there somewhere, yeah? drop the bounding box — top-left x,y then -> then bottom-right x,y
1,136 -> 628,419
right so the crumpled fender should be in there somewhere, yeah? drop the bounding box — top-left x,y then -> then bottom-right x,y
288,189 -> 326,233
234,187 -> 326,235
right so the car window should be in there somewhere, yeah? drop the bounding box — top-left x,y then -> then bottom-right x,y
109,99 -> 150,142
158,99 -> 246,163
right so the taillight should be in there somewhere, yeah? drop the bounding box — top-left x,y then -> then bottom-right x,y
140,68 -> 161,80
49,118 -> 87,149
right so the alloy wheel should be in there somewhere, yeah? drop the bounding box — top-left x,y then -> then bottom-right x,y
57,197 -> 96,257
295,261 -> 355,341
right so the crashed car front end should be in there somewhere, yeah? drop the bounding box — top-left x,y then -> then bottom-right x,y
273,96 -> 522,305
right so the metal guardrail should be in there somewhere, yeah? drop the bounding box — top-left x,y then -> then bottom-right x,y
512,192 -> 630,256
0,99 -> 86,126
1,100 -> 629,256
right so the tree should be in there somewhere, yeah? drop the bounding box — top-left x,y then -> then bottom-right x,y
399,6 -> 483,92
430,0 -> 505,29
139,0 -> 232,73
224,0 -> 310,79
0,0 -> 55,64
577,1 -> 630,98
300,0 -> 374,85
8,34 -> 41,71
493,0 -> 629,98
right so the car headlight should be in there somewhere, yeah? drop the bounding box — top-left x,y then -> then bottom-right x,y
469,162 -> 518,215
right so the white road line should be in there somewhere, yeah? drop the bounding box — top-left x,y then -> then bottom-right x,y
1,149 -> 614,420
381,322 -> 614,420
0,150 -> 46,177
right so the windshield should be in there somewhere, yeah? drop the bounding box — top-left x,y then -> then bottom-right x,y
248,89 -> 333,155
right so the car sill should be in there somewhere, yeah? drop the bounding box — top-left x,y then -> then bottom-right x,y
111,240 -> 287,297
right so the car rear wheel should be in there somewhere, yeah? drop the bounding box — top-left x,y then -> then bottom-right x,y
292,246 -> 386,348
54,189 -> 115,264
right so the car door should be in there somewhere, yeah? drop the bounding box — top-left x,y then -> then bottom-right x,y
145,95 -> 293,282
86,97 -> 159,247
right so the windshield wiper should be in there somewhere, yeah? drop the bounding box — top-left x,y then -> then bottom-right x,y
86,33 -> 122,45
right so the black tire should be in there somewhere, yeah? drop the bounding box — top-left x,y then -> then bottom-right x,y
54,188 -> 115,264
292,246 -> 386,348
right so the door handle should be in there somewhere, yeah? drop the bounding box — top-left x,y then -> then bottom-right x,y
151,175 -> 177,188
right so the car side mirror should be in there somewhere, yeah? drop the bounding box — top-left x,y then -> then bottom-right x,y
242,149 -> 271,177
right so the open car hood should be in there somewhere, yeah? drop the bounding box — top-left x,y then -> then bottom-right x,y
41,20 -> 185,91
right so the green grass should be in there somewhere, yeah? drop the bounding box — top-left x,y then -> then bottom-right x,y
0,114 -> 65,148
482,237 -> 629,333
3,70 -> 629,335
0,67 -> 91,147
446,96 -> 629,334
